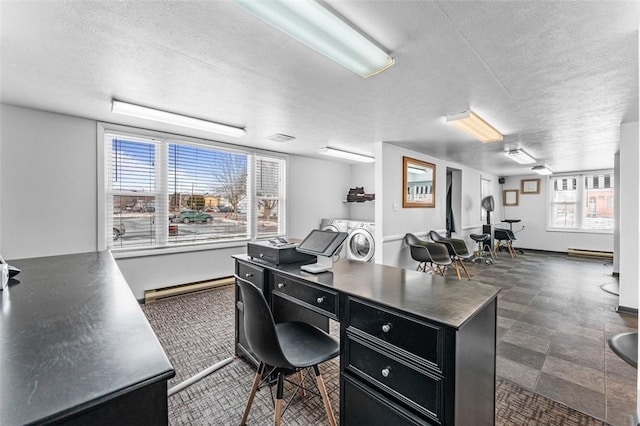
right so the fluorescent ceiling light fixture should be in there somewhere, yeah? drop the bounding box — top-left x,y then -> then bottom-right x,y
233,0 -> 394,78
504,149 -> 536,165
111,100 -> 246,138
446,110 -> 503,143
408,166 -> 426,174
532,165 -> 553,175
319,147 -> 374,163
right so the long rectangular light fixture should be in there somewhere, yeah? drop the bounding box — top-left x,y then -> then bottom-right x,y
504,149 -> 536,164
233,0 -> 394,78
446,110 -> 503,143
532,165 -> 553,175
111,100 -> 246,138
319,147 -> 374,163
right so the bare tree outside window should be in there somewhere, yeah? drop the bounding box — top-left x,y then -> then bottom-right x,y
214,153 -> 247,220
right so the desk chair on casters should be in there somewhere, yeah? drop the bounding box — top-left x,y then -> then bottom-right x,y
237,279 -> 339,426
428,231 -> 473,280
494,228 -> 517,258
404,233 -> 452,276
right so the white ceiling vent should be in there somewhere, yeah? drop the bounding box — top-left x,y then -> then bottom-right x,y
268,134 -> 296,142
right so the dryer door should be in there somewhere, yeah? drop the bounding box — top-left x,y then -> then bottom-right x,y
346,228 -> 375,262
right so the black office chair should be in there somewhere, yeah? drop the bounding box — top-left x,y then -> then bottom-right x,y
404,233 -> 452,276
494,228 -> 517,258
428,231 -> 472,280
237,279 -> 339,426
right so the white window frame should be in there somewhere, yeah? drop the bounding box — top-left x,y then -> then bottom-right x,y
97,123 -> 288,256
546,170 -> 614,234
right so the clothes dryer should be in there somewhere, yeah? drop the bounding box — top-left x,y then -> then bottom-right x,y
345,221 -> 375,262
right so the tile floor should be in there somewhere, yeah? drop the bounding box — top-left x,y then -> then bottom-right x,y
455,250 -> 637,426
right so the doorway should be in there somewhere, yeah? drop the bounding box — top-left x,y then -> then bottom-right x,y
446,168 -> 462,238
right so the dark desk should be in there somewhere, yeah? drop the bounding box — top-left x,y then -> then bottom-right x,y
0,252 -> 175,425
233,255 -> 500,425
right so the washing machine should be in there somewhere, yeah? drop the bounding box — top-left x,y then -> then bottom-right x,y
319,218 -> 349,257
346,221 -> 375,262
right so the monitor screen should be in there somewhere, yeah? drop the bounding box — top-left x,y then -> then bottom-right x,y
296,229 -> 348,257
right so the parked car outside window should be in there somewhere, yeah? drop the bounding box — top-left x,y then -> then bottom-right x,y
113,223 -> 126,240
180,210 -> 213,223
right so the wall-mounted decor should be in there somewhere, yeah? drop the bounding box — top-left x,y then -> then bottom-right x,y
403,156 -> 435,208
503,189 -> 519,206
521,178 -> 541,194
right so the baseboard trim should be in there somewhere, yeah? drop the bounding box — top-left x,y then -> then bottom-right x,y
616,305 -> 639,315
144,276 -> 235,303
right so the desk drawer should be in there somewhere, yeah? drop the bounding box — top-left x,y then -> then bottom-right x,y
272,273 -> 338,319
341,374 -> 430,426
236,261 -> 264,289
345,336 -> 443,423
346,298 -> 444,373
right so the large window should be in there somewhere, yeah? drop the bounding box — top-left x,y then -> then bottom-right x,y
548,171 -> 614,232
104,130 -> 286,251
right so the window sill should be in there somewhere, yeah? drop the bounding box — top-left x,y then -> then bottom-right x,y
545,228 -> 613,235
111,239 -> 249,259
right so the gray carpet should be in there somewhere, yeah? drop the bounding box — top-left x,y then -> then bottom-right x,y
141,281 -> 610,425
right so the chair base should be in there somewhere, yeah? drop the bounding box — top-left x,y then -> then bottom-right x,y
241,362 -> 337,426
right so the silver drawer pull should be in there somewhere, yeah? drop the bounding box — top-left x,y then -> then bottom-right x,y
381,368 -> 390,378
316,296 -> 325,304
245,273 -> 253,278
277,283 -> 285,289
381,323 -> 392,333
259,253 -> 264,258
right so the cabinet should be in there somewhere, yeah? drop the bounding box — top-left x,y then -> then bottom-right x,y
233,256 -> 499,425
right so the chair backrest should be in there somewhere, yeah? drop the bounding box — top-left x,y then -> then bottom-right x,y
405,233 -> 430,263
237,279 -> 290,369
404,232 -> 424,247
429,230 -> 444,242
424,241 -> 453,265
494,228 -> 516,241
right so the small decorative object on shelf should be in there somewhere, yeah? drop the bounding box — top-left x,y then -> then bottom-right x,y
346,187 -> 375,202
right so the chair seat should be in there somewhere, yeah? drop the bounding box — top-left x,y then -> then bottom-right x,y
470,233 -> 490,242
276,322 -> 339,368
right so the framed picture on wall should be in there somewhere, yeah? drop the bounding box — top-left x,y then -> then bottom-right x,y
521,178 -> 541,194
503,189 -> 519,206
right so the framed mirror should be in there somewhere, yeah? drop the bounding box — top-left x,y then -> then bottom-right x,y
503,189 -> 519,206
403,156 -> 436,208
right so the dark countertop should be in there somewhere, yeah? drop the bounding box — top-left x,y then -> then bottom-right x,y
0,251 -> 175,426
234,255 -> 501,329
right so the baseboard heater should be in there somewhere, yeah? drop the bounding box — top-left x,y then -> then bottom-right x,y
567,248 -> 613,260
144,276 -> 235,303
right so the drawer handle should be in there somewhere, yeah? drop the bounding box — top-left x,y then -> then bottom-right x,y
381,323 -> 392,333
316,296 -> 325,304
245,273 -> 253,278
259,253 -> 264,258
381,368 -> 391,378
277,283 -> 285,289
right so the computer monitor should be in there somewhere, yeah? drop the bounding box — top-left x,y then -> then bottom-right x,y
296,229 -> 348,273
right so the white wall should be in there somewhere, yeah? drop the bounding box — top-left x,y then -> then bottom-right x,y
619,121 -> 639,310
613,153 -> 620,274
0,105 -> 98,259
287,156 -> 350,239
500,175 -> 614,252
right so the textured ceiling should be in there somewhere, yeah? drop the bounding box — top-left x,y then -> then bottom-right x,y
1,1 -> 638,175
